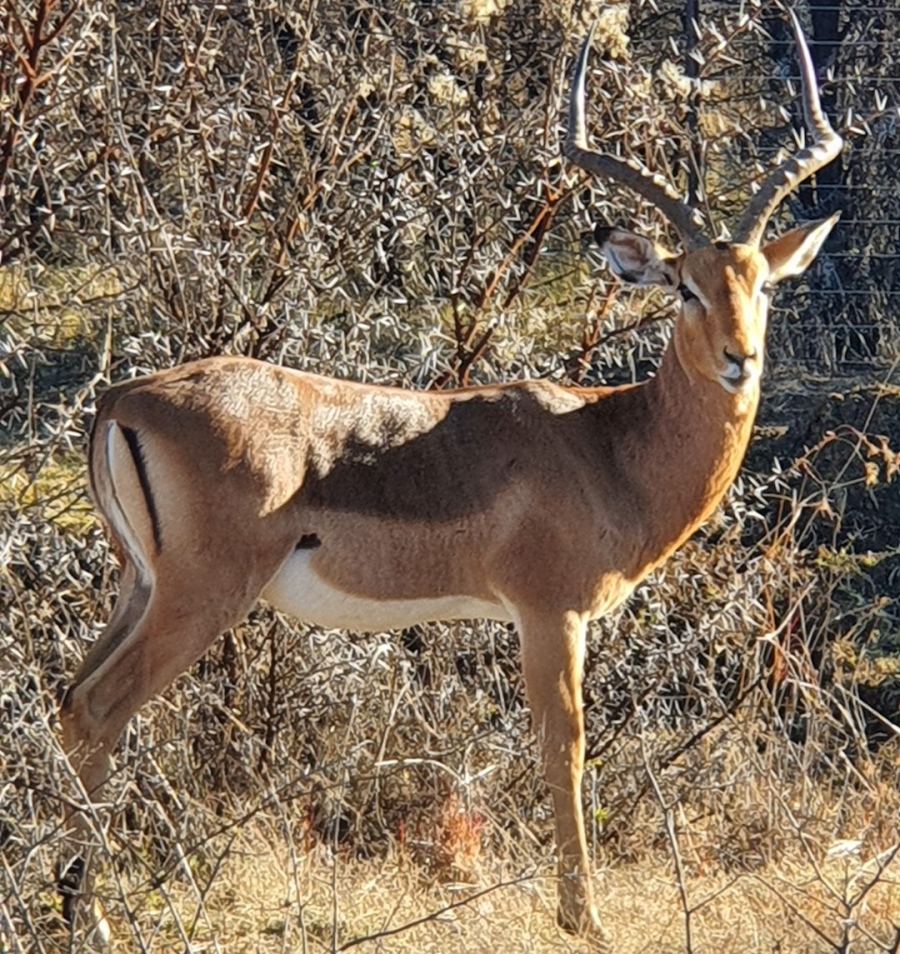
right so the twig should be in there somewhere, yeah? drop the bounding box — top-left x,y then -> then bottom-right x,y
335,873 -> 535,951
641,733 -> 693,954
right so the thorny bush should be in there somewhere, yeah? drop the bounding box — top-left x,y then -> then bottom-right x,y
1,0 -> 899,950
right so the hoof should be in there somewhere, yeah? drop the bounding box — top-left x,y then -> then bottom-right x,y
58,855 -> 85,927
58,856 -> 112,950
557,901 -> 613,950
87,907 -> 112,950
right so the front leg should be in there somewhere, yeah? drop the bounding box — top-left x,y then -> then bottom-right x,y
517,608 -> 609,943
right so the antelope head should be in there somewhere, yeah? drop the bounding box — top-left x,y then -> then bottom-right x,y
565,11 -> 843,397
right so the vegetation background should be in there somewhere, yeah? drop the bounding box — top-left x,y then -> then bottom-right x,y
2,0 -> 900,950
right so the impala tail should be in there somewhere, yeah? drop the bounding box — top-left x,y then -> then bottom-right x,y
90,414 -> 160,580
63,415 -> 159,703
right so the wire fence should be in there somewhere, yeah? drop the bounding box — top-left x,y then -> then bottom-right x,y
704,0 -> 900,372
0,0 -> 898,387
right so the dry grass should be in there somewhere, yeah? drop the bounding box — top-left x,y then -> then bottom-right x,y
4,375 -> 900,951
17,814 -> 900,953
3,4 -> 900,951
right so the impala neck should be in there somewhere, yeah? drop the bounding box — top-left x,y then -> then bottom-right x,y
620,334 -> 760,571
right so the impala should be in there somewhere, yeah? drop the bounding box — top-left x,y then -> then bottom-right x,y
60,11 -> 841,944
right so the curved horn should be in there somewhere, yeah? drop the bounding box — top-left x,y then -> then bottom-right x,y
733,10 -> 843,246
565,24 -> 710,250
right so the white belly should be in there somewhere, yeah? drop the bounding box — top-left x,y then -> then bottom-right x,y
261,549 -> 511,631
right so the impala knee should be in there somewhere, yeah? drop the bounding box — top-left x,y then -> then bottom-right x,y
534,709 -> 585,770
63,629 -> 147,737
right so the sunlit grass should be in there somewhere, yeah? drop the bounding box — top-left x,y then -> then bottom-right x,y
37,820 -> 900,953
0,263 -> 121,346
0,452 -> 94,535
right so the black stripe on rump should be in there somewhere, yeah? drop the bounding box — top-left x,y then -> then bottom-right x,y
120,426 -> 163,553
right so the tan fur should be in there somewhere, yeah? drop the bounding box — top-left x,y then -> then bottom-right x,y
61,231 -> 838,940
57,246 -> 764,935
60,26 -> 843,944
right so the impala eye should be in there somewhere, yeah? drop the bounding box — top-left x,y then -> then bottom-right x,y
679,283 -> 698,303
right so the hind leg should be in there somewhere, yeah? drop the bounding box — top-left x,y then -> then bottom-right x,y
57,558 -> 147,943
58,560 -> 263,942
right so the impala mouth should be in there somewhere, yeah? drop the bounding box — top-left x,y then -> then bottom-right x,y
718,349 -> 760,393
718,372 -> 754,394
718,368 -> 760,394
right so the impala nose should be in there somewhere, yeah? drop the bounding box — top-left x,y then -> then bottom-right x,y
721,348 -> 759,389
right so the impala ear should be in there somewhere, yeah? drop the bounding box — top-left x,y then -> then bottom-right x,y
762,212 -> 841,284
594,225 -> 679,288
